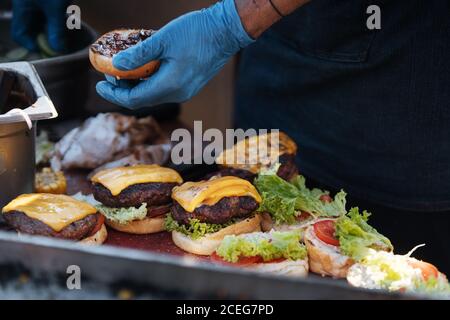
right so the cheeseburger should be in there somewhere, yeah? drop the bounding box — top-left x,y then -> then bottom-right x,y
90,29 -> 160,79
215,131 -> 298,182
2,194 -> 107,244
91,165 -> 182,234
166,176 -> 262,255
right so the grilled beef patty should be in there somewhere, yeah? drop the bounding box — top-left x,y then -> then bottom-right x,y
3,212 -> 101,240
92,182 -> 178,208
276,154 -> 298,181
171,196 -> 259,225
215,153 -> 298,182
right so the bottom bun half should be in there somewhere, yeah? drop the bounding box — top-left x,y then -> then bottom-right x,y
106,215 -> 166,234
172,214 -> 261,256
248,259 -> 309,277
80,224 -> 108,245
304,226 -> 353,278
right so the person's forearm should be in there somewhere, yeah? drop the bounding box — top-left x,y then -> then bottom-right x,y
236,0 -> 310,38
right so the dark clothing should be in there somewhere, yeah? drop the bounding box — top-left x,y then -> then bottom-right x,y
235,0 -> 450,211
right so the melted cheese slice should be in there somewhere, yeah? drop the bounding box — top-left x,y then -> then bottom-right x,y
171,176 -> 262,213
2,194 -> 97,232
91,164 -> 183,196
216,132 -> 297,174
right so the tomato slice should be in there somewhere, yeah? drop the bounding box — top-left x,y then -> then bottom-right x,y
320,194 -> 333,203
89,214 -> 105,237
408,259 -> 439,281
313,220 -> 340,246
211,252 -> 262,266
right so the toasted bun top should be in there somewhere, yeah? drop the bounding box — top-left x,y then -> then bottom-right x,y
215,131 -> 297,173
2,194 -> 97,232
91,29 -> 155,57
171,176 -> 262,213
91,165 -> 183,196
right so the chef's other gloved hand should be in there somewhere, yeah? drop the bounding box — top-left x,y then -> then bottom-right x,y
96,0 -> 254,109
12,0 -> 69,54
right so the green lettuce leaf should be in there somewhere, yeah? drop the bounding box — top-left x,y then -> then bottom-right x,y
254,172 -> 347,225
216,230 -> 307,263
335,207 -> 393,261
165,213 -> 234,240
97,203 -> 148,225
414,275 -> 450,296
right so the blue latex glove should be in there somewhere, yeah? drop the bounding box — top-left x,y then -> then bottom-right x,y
96,0 -> 254,109
12,0 -> 69,53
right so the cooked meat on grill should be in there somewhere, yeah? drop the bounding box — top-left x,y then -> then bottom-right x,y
92,182 -> 178,208
171,196 -> 259,225
276,154 -> 298,181
3,211 -> 101,240
213,153 -> 298,182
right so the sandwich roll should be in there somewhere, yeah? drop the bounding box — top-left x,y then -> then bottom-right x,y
304,223 -> 353,278
172,215 -> 261,256
212,230 -> 308,277
80,224 -> 108,245
106,215 -> 166,235
90,29 -> 160,80
249,259 -> 309,277
91,164 -> 183,235
2,194 -> 107,245
167,176 -> 263,255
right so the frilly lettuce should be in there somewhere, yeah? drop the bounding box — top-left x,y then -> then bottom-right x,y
336,207 -> 393,261
254,171 -> 347,225
71,192 -> 149,225
97,203 -> 148,224
216,230 -> 307,263
165,213 -> 234,240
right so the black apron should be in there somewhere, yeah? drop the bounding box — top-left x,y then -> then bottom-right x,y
235,0 -> 450,211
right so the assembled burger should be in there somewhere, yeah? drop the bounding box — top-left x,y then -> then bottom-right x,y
90,29 -> 160,79
212,230 -> 309,277
2,193 -> 107,244
166,176 -> 262,255
215,131 -> 298,182
304,208 -> 393,278
91,164 -> 183,234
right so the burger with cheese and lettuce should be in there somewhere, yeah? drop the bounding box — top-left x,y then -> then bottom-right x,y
2,193 -> 107,244
166,176 -> 262,255
215,131 -> 298,182
91,164 -> 183,234
211,230 -> 309,277
304,208 -> 393,278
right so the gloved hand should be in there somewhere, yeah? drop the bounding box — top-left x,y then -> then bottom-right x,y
12,0 -> 69,54
96,0 -> 254,109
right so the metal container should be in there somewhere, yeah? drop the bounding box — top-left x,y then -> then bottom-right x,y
0,14 -> 97,120
0,62 -> 57,209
